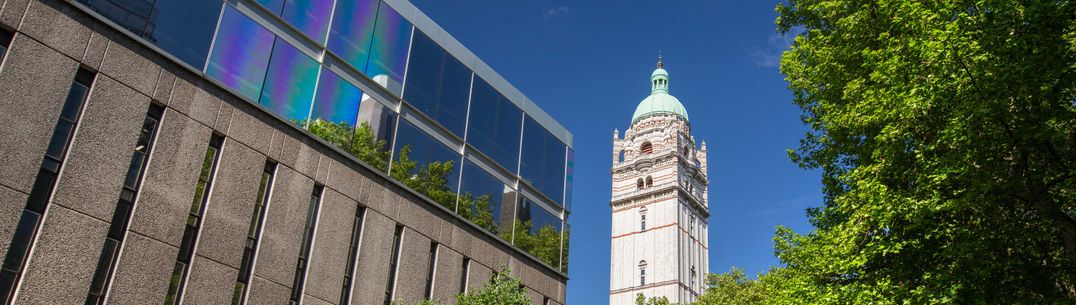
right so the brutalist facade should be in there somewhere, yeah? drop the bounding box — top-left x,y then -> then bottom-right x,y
0,0 -> 573,304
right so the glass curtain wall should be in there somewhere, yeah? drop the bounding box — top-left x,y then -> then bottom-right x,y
75,0 -> 571,273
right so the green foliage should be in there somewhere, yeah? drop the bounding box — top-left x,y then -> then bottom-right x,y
635,293 -> 671,305
306,119 -> 390,171
509,220 -> 563,271
389,144 -> 457,209
456,267 -> 531,305
695,267 -> 766,305
771,0 -> 1076,304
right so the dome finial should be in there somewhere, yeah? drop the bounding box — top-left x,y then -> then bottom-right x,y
657,51 -> 663,69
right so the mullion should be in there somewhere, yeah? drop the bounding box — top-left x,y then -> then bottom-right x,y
290,184 -> 322,304
339,206 -> 366,305
164,134 -> 224,305
232,161 -> 277,305
0,68 -> 95,304
86,103 -> 164,305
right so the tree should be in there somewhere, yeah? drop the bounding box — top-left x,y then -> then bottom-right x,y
456,267 -> 531,305
695,267 -> 766,305
635,293 -> 671,305
306,119 -> 390,171
773,0 -> 1075,303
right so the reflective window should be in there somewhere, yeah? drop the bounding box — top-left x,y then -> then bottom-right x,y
365,1 -> 411,95
466,77 -> 522,172
77,0 -> 221,68
561,222 -> 569,272
390,120 -> 460,209
403,31 -> 471,136
307,84 -> 395,172
520,117 -> 566,205
457,159 -> 515,237
206,7 -> 275,101
327,0 -> 378,77
311,70 -> 362,126
511,197 -> 562,269
258,40 -> 319,124
257,0 -> 334,43
565,148 -> 574,211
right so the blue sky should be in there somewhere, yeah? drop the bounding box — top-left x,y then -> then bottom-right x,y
408,1 -> 821,303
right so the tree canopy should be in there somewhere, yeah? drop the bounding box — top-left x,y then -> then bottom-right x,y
764,0 -> 1076,303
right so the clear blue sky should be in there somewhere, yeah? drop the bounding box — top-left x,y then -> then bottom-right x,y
408,1 -> 821,304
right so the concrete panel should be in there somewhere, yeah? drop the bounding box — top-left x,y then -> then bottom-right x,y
153,67 -> 176,103
514,257 -> 559,301
314,155 -> 331,184
248,275 -> 291,305
16,205 -> 107,304
254,166 -> 311,286
303,295 -> 334,305
183,255 -> 239,305
304,189 -> 355,303
278,135 -> 319,179
227,104 -> 273,155
197,141 -> 264,268
268,129 -> 284,161
526,287 -> 544,305
20,0 -> 91,59
349,210 -> 394,303
359,174 -> 392,215
82,24 -> 111,70
398,194 -> 451,245
100,34 -> 162,96
325,158 -> 367,203
393,230 -> 431,304
167,75 -> 221,128
107,232 -> 177,305
215,99 -> 233,133
0,185 -> 27,260
466,262 -> 493,293
52,75 -> 150,221
0,35 -> 77,193
431,247 -> 464,305
0,0 -> 28,28
129,111 -> 212,247
467,231 -> 511,274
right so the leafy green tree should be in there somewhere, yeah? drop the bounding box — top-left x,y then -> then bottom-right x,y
306,119 -> 390,171
695,267 -> 766,305
773,0 -> 1076,303
509,220 -> 563,270
635,293 -> 671,305
456,267 -> 531,305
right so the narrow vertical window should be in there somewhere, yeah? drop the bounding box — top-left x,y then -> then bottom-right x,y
638,260 -> 647,286
424,242 -> 438,299
0,68 -> 95,303
339,206 -> 366,305
640,208 -> 647,231
384,225 -> 404,305
164,134 -> 224,305
459,257 -> 470,294
0,27 -> 14,61
290,184 -> 323,304
86,103 -> 165,304
231,161 -> 277,305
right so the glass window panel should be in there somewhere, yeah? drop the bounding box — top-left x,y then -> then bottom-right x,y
512,197 -> 562,269
466,77 -> 522,172
565,148 -> 574,211
390,120 -> 459,210
311,70 -> 362,126
308,87 -> 395,172
403,31 -> 470,136
258,0 -> 334,43
77,0 -> 221,68
326,0 -> 378,75
520,117 -> 566,206
458,159 -> 516,238
561,222 -> 569,272
258,39 -> 319,124
206,7 -> 275,101
365,1 -> 411,95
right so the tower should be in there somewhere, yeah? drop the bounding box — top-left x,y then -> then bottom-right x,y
609,56 -> 710,305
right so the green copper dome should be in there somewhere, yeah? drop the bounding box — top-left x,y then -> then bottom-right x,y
632,56 -> 689,124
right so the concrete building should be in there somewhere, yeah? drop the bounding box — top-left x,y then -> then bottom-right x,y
0,0 -> 572,304
609,57 -> 709,305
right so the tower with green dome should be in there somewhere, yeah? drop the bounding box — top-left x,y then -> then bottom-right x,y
609,56 -> 710,305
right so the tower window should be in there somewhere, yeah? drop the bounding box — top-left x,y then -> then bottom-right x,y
638,260 -> 647,286
641,142 -> 652,154
618,150 -> 625,163
637,178 -> 643,190
645,176 -> 653,188
640,208 -> 647,231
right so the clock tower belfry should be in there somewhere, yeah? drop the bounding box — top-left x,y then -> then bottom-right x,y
609,56 -> 710,305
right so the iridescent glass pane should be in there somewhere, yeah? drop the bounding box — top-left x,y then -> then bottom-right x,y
311,70 -> 362,126
366,1 -> 411,95
77,0 -> 221,68
259,40 -> 319,124
206,7 -> 275,101
259,0 -> 334,43
327,0 -> 378,72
